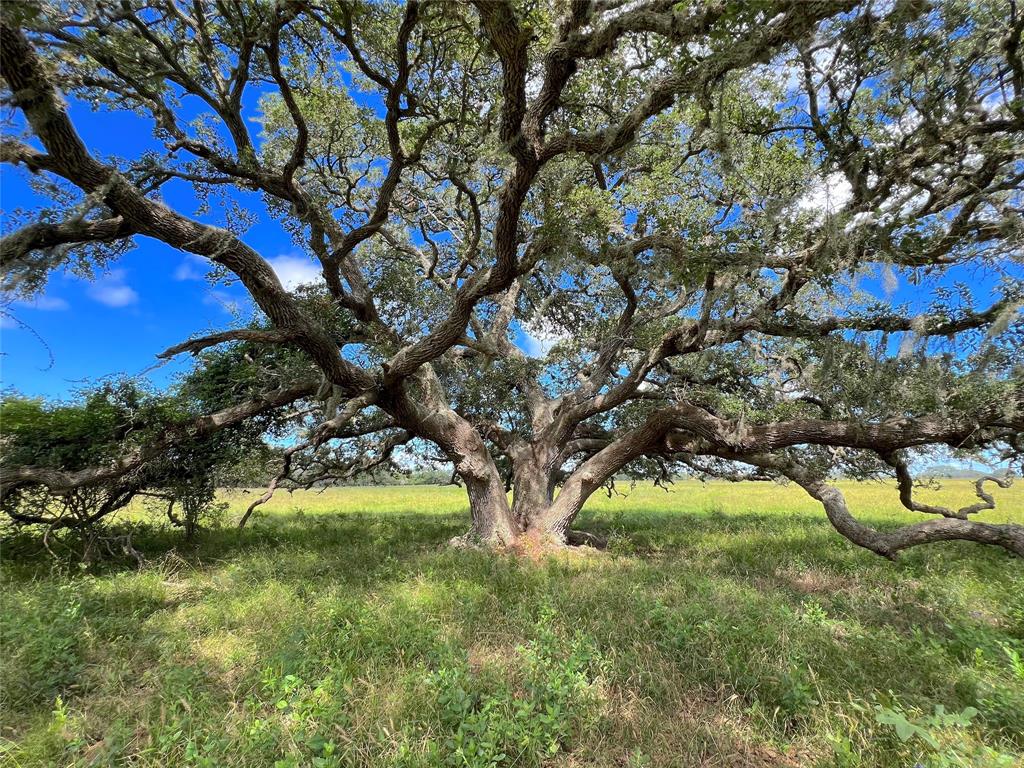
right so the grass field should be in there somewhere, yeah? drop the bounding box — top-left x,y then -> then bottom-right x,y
2,480 -> 1023,767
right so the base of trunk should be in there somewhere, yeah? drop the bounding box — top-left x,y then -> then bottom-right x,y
447,526 -> 607,553
446,530 -> 506,549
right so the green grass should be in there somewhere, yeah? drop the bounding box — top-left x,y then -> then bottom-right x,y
2,480 -> 1023,767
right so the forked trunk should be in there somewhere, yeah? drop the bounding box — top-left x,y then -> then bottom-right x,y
524,467 -> 596,542
460,445 -> 600,548
510,447 -> 556,527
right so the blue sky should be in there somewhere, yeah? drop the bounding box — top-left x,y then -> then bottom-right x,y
0,96 -> 305,399
1,89 -> 1017,405
0,87 -> 550,400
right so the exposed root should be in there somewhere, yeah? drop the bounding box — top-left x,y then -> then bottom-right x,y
564,529 -> 608,549
448,528 -> 606,561
510,529 -> 607,562
448,527 -> 608,557
446,530 -> 509,550
447,532 -> 485,549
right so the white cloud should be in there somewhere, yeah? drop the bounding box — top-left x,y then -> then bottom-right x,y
599,0 -> 644,22
982,89 -> 1008,117
521,333 -> 554,358
269,255 -> 321,291
844,211 -> 874,234
880,109 -> 922,143
686,41 -> 711,58
32,295 -> 70,310
0,291 -> 68,332
520,320 -> 567,359
797,172 -> 853,217
174,256 -> 206,281
203,290 -> 242,315
525,72 -> 543,99
2,293 -> 70,311
87,270 -> 138,307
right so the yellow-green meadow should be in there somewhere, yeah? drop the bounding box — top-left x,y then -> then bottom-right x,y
3,480 -> 1023,766
211,478 -> 1024,526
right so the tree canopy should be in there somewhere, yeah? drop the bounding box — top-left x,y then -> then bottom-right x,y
1,0 -> 1022,556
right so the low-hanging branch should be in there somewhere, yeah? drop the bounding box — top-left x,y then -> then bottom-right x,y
884,451 -> 1013,521
0,382 -> 319,501
157,329 -> 298,359
732,453 -> 1024,559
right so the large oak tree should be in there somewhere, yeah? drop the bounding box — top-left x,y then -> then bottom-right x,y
2,0 -> 1023,556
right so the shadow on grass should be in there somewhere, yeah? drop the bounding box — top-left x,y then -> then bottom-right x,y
4,503 -> 1018,586
3,504 -> 1022,764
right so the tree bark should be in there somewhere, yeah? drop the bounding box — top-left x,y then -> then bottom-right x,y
510,445 -> 557,531
462,459 -> 518,545
382,368 -> 520,545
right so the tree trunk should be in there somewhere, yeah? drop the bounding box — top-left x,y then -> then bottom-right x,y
510,446 -> 556,530
435,420 -> 520,546
460,453 -> 519,545
504,444 -> 600,546
524,467 -> 597,543
512,423 -> 656,545
384,369 -> 520,546
391,369 -> 630,549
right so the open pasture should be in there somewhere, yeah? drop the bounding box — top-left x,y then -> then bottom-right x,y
2,480 -> 1023,766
